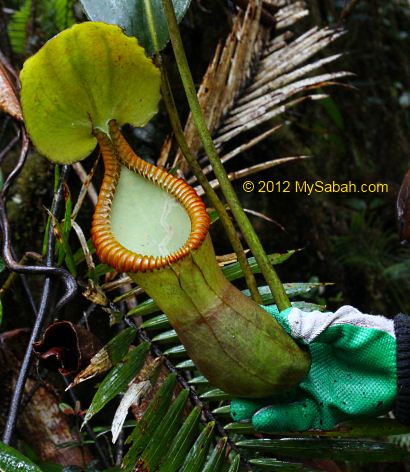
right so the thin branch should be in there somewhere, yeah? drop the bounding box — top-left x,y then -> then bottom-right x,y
72,160 -> 99,215
0,251 -> 39,316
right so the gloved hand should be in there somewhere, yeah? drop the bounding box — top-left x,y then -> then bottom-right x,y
230,305 -> 403,432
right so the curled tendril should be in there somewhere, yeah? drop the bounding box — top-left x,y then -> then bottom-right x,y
91,120 -> 210,273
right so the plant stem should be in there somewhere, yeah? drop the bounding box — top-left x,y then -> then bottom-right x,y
161,0 -> 290,310
159,58 -> 262,303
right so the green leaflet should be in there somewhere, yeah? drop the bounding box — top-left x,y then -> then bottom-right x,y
83,341 -> 150,424
179,422 -> 214,472
158,407 -> 201,472
80,0 -> 192,56
72,327 -> 137,386
202,437 -> 227,472
20,22 -> 160,163
0,442 -> 43,472
227,455 -> 240,472
136,390 -> 189,470
8,0 -> 32,54
105,327 -> 138,364
222,250 -> 298,282
200,389 -> 232,401
248,459 -> 317,471
122,374 -> 177,471
236,438 -> 407,462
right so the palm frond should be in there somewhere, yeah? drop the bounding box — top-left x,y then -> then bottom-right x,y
169,0 -> 350,182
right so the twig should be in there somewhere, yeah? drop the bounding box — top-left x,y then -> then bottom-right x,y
72,160 -> 99,217
243,208 -> 285,230
0,251 -> 39,317
2,164 -> 73,444
162,0 -> 290,310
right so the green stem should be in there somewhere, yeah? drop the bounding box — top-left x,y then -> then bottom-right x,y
161,0 -> 290,310
159,58 -> 262,303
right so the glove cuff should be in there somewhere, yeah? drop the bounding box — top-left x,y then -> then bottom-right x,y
394,314 -> 410,424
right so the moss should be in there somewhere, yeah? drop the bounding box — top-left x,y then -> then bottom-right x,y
6,152 -> 53,251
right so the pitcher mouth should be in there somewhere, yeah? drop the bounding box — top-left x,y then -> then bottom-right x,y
91,120 -> 210,273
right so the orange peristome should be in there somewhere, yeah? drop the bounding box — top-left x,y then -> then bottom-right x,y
91,121 -> 211,273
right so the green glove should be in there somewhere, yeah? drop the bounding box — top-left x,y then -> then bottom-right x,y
230,305 -> 397,432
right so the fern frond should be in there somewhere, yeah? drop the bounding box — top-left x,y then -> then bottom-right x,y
8,0 -> 32,55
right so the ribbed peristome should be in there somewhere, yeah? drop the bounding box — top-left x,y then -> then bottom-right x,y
91,121 -> 210,273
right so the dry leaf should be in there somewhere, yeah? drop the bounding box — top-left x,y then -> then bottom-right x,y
0,61 -> 22,121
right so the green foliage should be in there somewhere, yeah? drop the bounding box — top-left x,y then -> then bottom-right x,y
80,0 -> 192,56
236,438 -> 407,462
8,0 -> 32,54
104,327 -> 137,365
8,0 -> 75,55
83,342 -> 150,424
0,441 -> 43,472
136,390 -> 190,470
158,407 -> 201,472
53,0 -> 75,30
179,421 -> 214,472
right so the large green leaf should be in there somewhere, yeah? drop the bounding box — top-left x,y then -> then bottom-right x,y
0,442 -> 43,472
80,0 -> 192,56
20,22 -> 160,163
